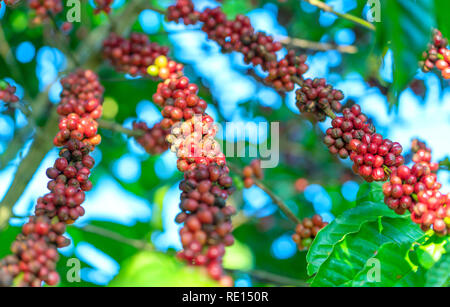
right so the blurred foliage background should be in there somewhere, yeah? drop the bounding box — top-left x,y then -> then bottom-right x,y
0,0 -> 449,286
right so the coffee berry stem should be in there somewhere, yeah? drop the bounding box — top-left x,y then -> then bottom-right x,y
279,36 -> 358,54
253,179 -> 302,225
321,106 -> 337,120
302,0 -> 375,31
291,75 -> 305,87
97,119 -> 144,138
228,161 -> 301,225
383,165 -> 392,175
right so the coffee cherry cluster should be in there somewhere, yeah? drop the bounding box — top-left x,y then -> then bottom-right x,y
28,0 -> 63,24
147,55 -> 184,80
0,70 -> 103,287
175,163 -> 235,284
103,33 -> 171,76
323,104 -> 373,159
411,190 -> 449,235
166,114 -> 225,172
40,70 -> 103,224
296,78 -> 344,121
54,114 -> 100,147
265,50 -> 308,91
132,121 -> 169,155
153,76 -> 207,129
410,138 -> 430,155
0,216 -> 69,287
383,150 -> 448,234
242,159 -> 263,188
321,102 -> 447,233
421,29 -> 450,79
324,105 -> 404,182
135,46 -> 235,282
57,69 -> 104,120
37,140 -> 96,223
0,80 -> 19,103
292,215 -> 328,251
199,9 -> 282,68
349,133 -> 403,182
93,0 -> 113,14
167,0 -> 199,25
167,1 -> 308,92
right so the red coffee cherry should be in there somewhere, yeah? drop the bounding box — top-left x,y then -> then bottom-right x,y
296,78 -> 343,121
242,159 -> 263,188
167,0 -> 199,25
133,121 -> 169,155
292,215 -> 328,251
0,80 -> 19,103
93,0 -> 113,14
421,29 -> 450,79
28,0 -> 63,24
103,33 -> 180,77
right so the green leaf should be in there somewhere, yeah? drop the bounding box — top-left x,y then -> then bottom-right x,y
109,251 -> 219,287
415,239 -> 447,269
352,242 -> 422,287
434,0 -> 450,38
221,0 -> 253,19
356,182 -> 384,204
377,0 -> 434,100
310,218 -> 423,286
0,224 -> 21,258
425,244 -> 450,287
306,201 -> 399,276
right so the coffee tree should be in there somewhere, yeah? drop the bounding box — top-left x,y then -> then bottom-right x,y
0,0 -> 449,287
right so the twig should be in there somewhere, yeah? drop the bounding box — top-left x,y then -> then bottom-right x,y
246,69 -> 286,97
227,162 -> 301,225
0,123 -> 34,169
100,75 -> 160,83
0,24 -> 33,104
302,0 -> 376,31
81,224 -> 154,250
253,180 -> 301,225
97,119 -> 144,137
279,36 -> 358,54
225,268 -> 309,287
0,26 -> 24,82
146,5 -> 168,15
0,109 -> 59,230
6,101 -> 32,118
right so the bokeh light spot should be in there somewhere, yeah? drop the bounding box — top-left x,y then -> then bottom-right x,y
16,41 -> 35,63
